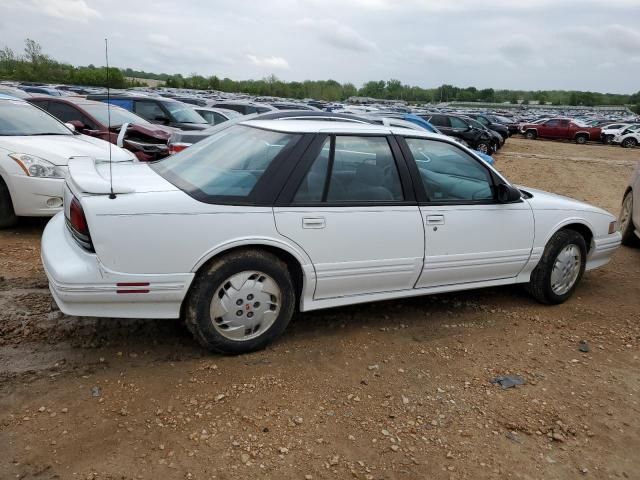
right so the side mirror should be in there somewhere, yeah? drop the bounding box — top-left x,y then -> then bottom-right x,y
65,122 -> 76,132
496,183 -> 522,203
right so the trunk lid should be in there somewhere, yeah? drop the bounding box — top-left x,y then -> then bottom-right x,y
67,157 -> 178,195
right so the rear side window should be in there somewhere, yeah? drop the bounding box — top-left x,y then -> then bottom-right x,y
294,136 -> 404,203
449,117 -> 468,129
48,102 -> 81,122
152,125 -> 299,199
135,101 -> 167,121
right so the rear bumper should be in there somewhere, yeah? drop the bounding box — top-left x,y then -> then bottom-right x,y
586,232 -> 622,271
42,212 -> 193,319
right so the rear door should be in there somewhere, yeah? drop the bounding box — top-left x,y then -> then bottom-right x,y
274,134 -> 424,299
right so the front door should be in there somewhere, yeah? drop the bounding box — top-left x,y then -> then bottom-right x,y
400,137 -> 534,288
274,135 -> 424,299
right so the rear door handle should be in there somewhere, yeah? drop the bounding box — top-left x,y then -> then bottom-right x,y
302,217 -> 326,229
426,215 -> 445,225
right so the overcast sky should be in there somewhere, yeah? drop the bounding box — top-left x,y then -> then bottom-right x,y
1,0 -> 640,93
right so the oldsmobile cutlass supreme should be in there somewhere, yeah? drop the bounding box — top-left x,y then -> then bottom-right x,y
41,120 -> 621,354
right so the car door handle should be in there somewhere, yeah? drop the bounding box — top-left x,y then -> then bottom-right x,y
426,215 -> 445,225
302,217 -> 326,229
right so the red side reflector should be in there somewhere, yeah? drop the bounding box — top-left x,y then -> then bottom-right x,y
116,282 -> 150,294
168,142 -> 192,155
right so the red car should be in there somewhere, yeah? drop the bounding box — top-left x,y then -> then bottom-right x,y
520,118 -> 601,144
29,97 -> 174,161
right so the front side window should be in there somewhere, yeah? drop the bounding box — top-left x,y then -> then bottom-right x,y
545,119 -> 561,127
83,103 -> 150,128
0,100 -> 71,136
405,138 -> 493,202
294,136 -> 404,203
135,101 -> 166,122
152,125 -> 298,199
477,116 -> 489,126
47,102 -> 81,123
449,117 -> 468,129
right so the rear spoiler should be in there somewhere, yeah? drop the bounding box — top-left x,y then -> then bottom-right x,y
67,156 -> 135,195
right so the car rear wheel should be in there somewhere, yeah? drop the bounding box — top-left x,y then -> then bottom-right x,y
525,130 -> 537,140
527,229 -> 587,304
0,178 -> 17,229
621,137 -> 638,148
620,190 -> 639,246
184,249 -> 295,354
603,135 -> 614,144
575,134 -> 588,144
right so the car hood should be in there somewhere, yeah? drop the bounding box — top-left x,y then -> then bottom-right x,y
126,123 -> 175,140
521,186 -> 612,217
0,134 -> 134,165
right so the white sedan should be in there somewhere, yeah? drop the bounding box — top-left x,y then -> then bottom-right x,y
620,161 -> 640,246
41,120 -> 622,354
0,94 -> 134,227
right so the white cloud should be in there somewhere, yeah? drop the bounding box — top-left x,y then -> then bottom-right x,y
298,18 -> 376,52
3,0 -> 100,22
560,24 -> 640,51
247,54 -> 290,70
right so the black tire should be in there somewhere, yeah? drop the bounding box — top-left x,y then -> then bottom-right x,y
621,137 -> 637,148
184,249 -> 295,354
620,190 -> 639,247
527,229 -> 587,305
0,177 -> 17,229
525,130 -> 537,140
575,134 -> 588,145
475,141 -> 491,154
603,135 -> 614,145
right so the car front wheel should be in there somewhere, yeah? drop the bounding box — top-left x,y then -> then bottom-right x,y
475,142 -> 491,154
620,190 -> 638,246
621,137 -> 638,148
0,178 -> 17,229
185,249 -> 295,354
525,130 -> 537,140
527,230 -> 587,304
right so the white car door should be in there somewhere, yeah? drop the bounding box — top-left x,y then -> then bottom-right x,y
400,137 -> 534,288
274,135 -> 424,300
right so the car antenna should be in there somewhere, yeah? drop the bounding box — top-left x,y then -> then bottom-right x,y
105,38 -> 116,200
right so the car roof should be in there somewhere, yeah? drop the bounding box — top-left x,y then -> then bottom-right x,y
29,96 -> 105,107
240,119 -> 444,139
0,93 -> 25,101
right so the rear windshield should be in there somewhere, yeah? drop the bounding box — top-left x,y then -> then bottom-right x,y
152,125 -> 299,200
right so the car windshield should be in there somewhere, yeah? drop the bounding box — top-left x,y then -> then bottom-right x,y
163,102 -> 208,124
152,125 -> 299,198
82,103 -> 150,127
572,119 -> 590,127
0,99 -> 71,136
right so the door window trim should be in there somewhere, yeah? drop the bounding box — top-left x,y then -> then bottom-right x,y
276,133 -> 418,207
397,135 -> 507,206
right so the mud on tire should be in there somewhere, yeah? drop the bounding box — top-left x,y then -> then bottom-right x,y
527,229 -> 587,305
184,249 -> 295,355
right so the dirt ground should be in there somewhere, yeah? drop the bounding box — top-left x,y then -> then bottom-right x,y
0,137 -> 639,480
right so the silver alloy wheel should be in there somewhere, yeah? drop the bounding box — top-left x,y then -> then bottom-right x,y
209,271 -> 281,341
477,143 -> 489,154
620,192 -> 633,234
550,244 -> 582,295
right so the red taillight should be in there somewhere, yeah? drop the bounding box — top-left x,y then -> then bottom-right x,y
168,142 -> 192,155
69,197 -> 89,236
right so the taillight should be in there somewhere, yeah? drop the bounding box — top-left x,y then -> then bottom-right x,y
67,197 -> 93,251
168,142 -> 192,155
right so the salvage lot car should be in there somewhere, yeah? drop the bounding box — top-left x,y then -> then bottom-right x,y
29,96 -> 174,161
41,120 -> 621,354
620,161 -> 640,246
520,118 -> 601,144
0,94 -> 134,227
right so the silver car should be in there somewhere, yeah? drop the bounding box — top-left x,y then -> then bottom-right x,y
620,161 -> 640,245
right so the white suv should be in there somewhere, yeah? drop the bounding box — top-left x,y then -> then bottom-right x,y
620,161 -> 640,245
0,94 -> 134,227
612,125 -> 640,148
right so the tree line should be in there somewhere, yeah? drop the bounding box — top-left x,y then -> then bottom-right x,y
1,39 -> 639,109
